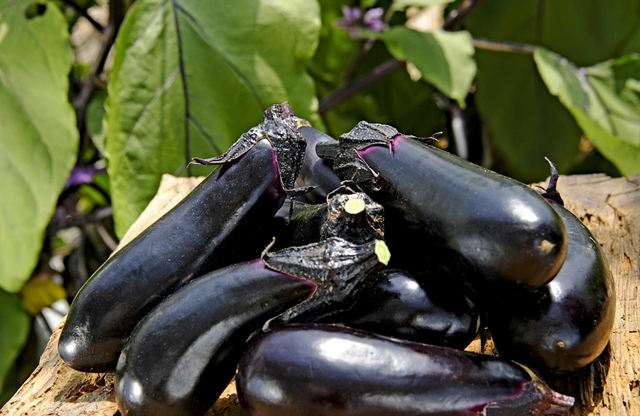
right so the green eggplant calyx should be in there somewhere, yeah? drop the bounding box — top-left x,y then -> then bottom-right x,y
262,237 -> 387,324
191,102 -> 312,197
316,121 -> 437,191
321,184 -> 385,244
484,380 -> 575,416
484,363 -> 574,416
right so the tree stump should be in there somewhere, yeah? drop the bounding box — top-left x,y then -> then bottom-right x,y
2,173 -> 639,416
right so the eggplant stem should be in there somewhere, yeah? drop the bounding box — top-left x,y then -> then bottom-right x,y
545,389 -> 577,415
538,157 -> 564,206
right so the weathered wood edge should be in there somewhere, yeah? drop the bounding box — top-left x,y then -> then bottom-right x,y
1,173 -> 638,416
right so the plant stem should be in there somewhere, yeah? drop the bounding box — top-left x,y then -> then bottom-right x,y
318,0 -> 485,114
443,0 -> 484,30
61,0 -> 104,33
472,37 -> 536,55
319,59 -> 404,113
74,0 -> 124,148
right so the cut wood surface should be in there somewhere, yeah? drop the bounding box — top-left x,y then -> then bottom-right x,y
2,173 -> 639,416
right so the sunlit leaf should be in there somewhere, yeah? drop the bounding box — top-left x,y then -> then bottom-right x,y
535,49 -> 640,176
105,0 -> 322,237
466,0 -> 640,181
0,290 -> 30,394
0,1 -> 77,292
375,27 -> 476,107
86,89 -> 107,155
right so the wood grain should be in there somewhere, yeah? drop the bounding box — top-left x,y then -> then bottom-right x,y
2,173 -> 638,416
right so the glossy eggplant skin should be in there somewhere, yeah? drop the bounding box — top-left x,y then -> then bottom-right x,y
297,126 -> 342,202
237,324 -> 575,416
324,269 -> 479,349
269,201 -> 328,250
353,134 -> 568,296
488,203 -> 616,375
59,139 -> 286,372
115,260 -> 315,416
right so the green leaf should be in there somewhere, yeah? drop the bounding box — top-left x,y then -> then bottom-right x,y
466,0 -> 640,182
374,27 -> 476,107
0,290 -> 30,394
309,0 -> 360,90
20,275 -> 66,315
392,0 -> 455,11
0,2 -> 78,292
105,0 -> 322,237
86,89 -> 107,155
535,49 -> 640,176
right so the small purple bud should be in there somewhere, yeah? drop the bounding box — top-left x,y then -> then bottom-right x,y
335,6 -> 387,39
364,7 -> 388,32
65,164 -> 106,189
335,6 -> 363,39
342,6 -> 361,23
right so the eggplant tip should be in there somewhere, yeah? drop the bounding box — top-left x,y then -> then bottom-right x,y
57,336 -> 98,372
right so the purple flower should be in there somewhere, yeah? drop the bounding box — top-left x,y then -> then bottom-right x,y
65,164 -> 106,189
364,8 -> 387,32
342,5 -> 362,22
335,6 -> 388,39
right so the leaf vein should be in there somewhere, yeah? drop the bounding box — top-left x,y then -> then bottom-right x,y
188,115 -> 221,155
173,2 -> 266,109
0,69 -> 54,189
170,0 -> 192,170
121,66 -> 181,156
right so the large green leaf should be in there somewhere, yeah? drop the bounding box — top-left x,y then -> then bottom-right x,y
466,0 -> 640,182
535,49 -> 640,176
0,290 -> 30,395
375,27 -> 475,107
0,1 -> 77,292
105,0 -> 322,237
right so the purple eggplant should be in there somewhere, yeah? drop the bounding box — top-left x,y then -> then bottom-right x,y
324,269 -> 480,349
488,165 -> 616,375
59,104 -> 309,372
114,260 -> 315,416
237,323 -> 575,416
297,126 -> 342,202
115,237 -> 389,416
317,121 -> 568,298
270,201 -> 329,249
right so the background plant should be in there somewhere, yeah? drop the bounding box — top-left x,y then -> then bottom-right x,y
1,0 -> 638,405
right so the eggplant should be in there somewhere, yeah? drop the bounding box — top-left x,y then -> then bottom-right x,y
115,237 -> 390,416
263,236 -> 390,325
488,165 -> 616,375
59,103 -> 309,372
324,269 -> 480,349
297,126 -> 342,202
317,121 -> 568,297
270,201 -> 329,249
114,260 -> 315,416
270,183 -> 385,250
237,324 -> 575,416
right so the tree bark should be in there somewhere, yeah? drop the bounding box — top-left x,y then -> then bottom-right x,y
2,173 -> 639,416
